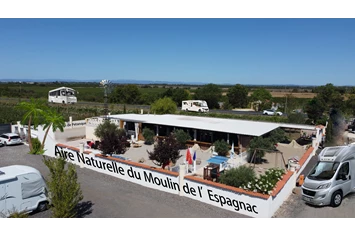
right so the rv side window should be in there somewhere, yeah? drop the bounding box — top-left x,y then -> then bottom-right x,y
337,162 -> 349,178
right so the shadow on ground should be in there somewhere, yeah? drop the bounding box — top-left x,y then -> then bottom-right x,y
75,201 -> 94,218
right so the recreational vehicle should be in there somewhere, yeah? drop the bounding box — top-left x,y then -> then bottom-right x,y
182,100 -> 209,113
301,144 -> 355,207
0,165 -> 49,217
48,87 -> 78,104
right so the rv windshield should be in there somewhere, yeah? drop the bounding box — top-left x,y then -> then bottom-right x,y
201,101 -> 207,107
66,90 -> 75,96
307,161 -> 340,180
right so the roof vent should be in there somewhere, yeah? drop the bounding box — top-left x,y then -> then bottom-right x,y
323,147 -> 342,157
0,170 -> 5,175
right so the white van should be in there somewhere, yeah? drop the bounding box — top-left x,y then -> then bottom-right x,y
301,144 -> 355,207
0,165 -> 49,217
48,87 -> 78,104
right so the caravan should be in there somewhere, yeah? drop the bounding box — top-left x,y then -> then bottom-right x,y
0,165 -> 49,217
302,145 -> 355,207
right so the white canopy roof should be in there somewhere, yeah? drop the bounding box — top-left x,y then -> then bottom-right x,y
108,114 -> 316,137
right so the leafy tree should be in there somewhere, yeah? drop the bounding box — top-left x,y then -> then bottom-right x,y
147,134 -> 182,169
142,127 -> 155,145
346,94 -> 355,116
213,139 -> 230,156
15,98 -> 47,152
139,92 -> 159,105
316,83 -> 344,110
109,85 -> 124,103
43,156 -> 83,218
110,84 -> 141,104
173,129 -> 191,149
219,166 -> 256,188
193,83 -> 222,109
222,100 -> 233,110
99,130 -> 128,156
150,97 -> 177,114
227,84 -> 249,108
268,128 -> 288,144
171,88 -> 190,106
94,120 -> 122,140
41,108 -> 66,150
248,136 -> 272,164
305,97 -> 327,123
121,84 -> 142,104
287,113 -> 306,124
325,117 -> 333,144
250,88 -> 272,103
161,88 -> 174,98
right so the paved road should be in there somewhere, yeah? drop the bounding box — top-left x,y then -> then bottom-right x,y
274,151 -> 355,218
0,144 -> 247,218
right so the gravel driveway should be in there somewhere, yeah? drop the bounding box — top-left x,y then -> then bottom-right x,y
0,144 -> 247,218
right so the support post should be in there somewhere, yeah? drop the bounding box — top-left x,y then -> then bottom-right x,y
179,164 -> 186,196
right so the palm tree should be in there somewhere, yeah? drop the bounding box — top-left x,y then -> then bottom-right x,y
16,98 -> 47,152
41,108 -> 66,150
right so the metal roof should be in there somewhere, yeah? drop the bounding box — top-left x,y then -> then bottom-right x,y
109,114 -> 316,137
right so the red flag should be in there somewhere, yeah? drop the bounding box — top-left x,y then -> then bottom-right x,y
186,148 -> 193,165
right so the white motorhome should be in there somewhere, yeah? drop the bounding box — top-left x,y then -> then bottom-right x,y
182,100 -> 209,113
48,87 -> 78,104
0,165 -> 49,217
302,145 -> 355,207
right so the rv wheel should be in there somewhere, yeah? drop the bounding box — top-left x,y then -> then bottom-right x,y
330,190 -> 343,207
37,201 -> 49,212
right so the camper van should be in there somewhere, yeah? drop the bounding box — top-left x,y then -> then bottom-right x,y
0,165 -> 49,217
301,145 -> 355,207
181,100 -> 209,113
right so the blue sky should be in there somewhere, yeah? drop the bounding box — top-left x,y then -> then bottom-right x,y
0,18 -> 354,85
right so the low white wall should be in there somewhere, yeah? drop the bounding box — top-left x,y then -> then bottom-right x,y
184,179 -> 271,218
269,172 -> 297,217
53,145 -> 180,195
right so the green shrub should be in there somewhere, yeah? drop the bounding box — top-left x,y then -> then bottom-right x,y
94,119 -> 121,140
244,168 -> 286,195
43,156 -> 83,218
8,210 -> 29,218
213,139 -> 229,156
174,129 -> 191,148
29,137 -> 45,155
142,127 -> 155,145
219,166 -> 256,188
0,208 -> 29,218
